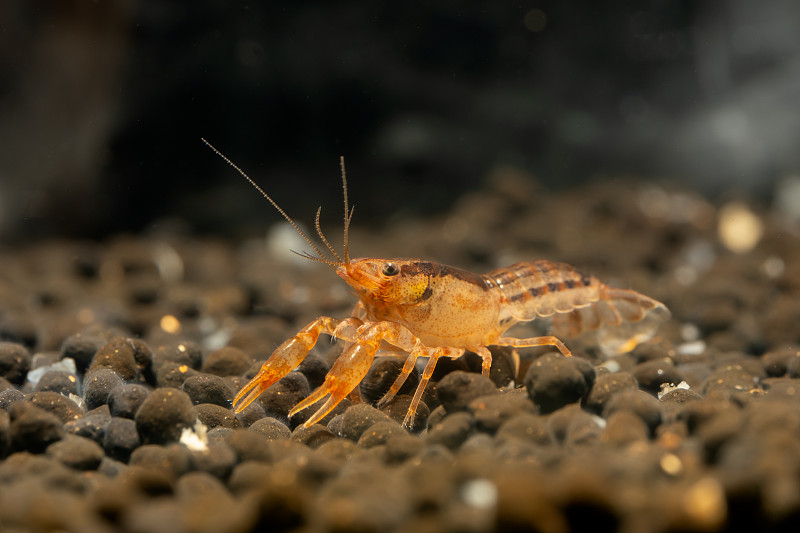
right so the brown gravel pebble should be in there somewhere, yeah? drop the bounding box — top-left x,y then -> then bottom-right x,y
83,367 -> 125,410
181,374 -> 234,408
8,403 -> 65,453
134,388 -> 197,445
495,412 -> 556,447
201,346 -> 252,377
378,394 -> 430,432
632,358 -> 685,394
46,434 -> 104,470
357,420 -> 406,448
603,389 -> 663,434
194,403 -> 239,430
339,403 -> 395,441
254,372 -> 311,427
223,429 -> 273,463
426,411 -> 474,450
0,342 -> 31,385
469,388 -> 536,434
292,423 -> 337,449
584,371 -> 639,413
28,391 -> 83,423
436,371 -> 498,414
525,353 -> 592,414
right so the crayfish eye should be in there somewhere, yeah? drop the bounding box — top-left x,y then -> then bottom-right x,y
381,262 -> 400,277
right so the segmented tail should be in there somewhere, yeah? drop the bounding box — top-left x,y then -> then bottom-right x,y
550,286 -> 670,356
484,260 -> 669,356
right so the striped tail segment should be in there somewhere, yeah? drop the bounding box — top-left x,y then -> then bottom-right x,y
482,260 -> 603,321
484,260 -> 670,355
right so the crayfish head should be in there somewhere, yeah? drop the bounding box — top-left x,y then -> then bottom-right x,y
337,258 -> 437,309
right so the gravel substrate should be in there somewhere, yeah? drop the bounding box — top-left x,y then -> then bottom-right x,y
1,175 -> 799,532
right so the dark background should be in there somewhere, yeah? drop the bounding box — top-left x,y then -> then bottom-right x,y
2,1 -> 799,240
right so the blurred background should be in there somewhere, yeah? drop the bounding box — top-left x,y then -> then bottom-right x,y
1,0 -> 799,240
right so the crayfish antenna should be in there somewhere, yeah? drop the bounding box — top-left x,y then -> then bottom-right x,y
201,138 -> 341,268
340,156 -> 352,267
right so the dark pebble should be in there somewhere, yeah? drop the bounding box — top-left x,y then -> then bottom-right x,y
761,347 -> 798,377
129,443 -> 192,478
0,376 -> 12,393
630,343 -> 672,362
181,373 -> 233,407
602,410 -> 649,447
59,333 -> 104,373
524,353 -> 591,414
108,384 -> 150,419
228,460 -> 272,494
696,408 -> 743,461
701,368 -> 757,396
564,415 -> 604,449
659,387 -> 703,421
155,360 -> 198,388
207,427 -> 234,441
0,313 -> 38,348
296,352 -> 330,390
0,388 -> 25,410
83,367 -> 124,410
547,404 -> 592,444
426,405 -> 448,431
326,414 -> 344,436
714,352 -> 767,381
484,346 -> 519,388
437,371 -> 498,414
572,356 -> 597,392
64,413 -> 111,444
249,417 -> 291,440
255,372 -> 311,427
677,398 -> 736,433
787,352 -> 800,378
604,389 -> 663,434
29,391 -> 84,423
632,358 -> 685,395
660,387 -> 703,406
360,357 -> 419,404
584,372 -> 639,414
153,341 -> 204,369
763,378 -> 800,402
190,440 -> 237,479
495,413 -> 555,447
385,433 -> 424,464
292,424 -> 337,449
46,434 -> 104,470
201,346 -> 252,377
297,454 -> 343,487
339,403 -> 394,441
379,395 -> 429,433
9,403 -> 65,453
98,456 -> 127,477
234,401 -> 267,428
175,470 -> 232,501
357,420 -> 405,448
134,387 -> 197,445
0,342 -> 31,385
195,403 -> 239,429
104,416 -> 142,462
224,429 -> 273,463
426,411 -> 474,450
469,389 -> 536,434
90,337 -> 142,382
33,370 -> 79,395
